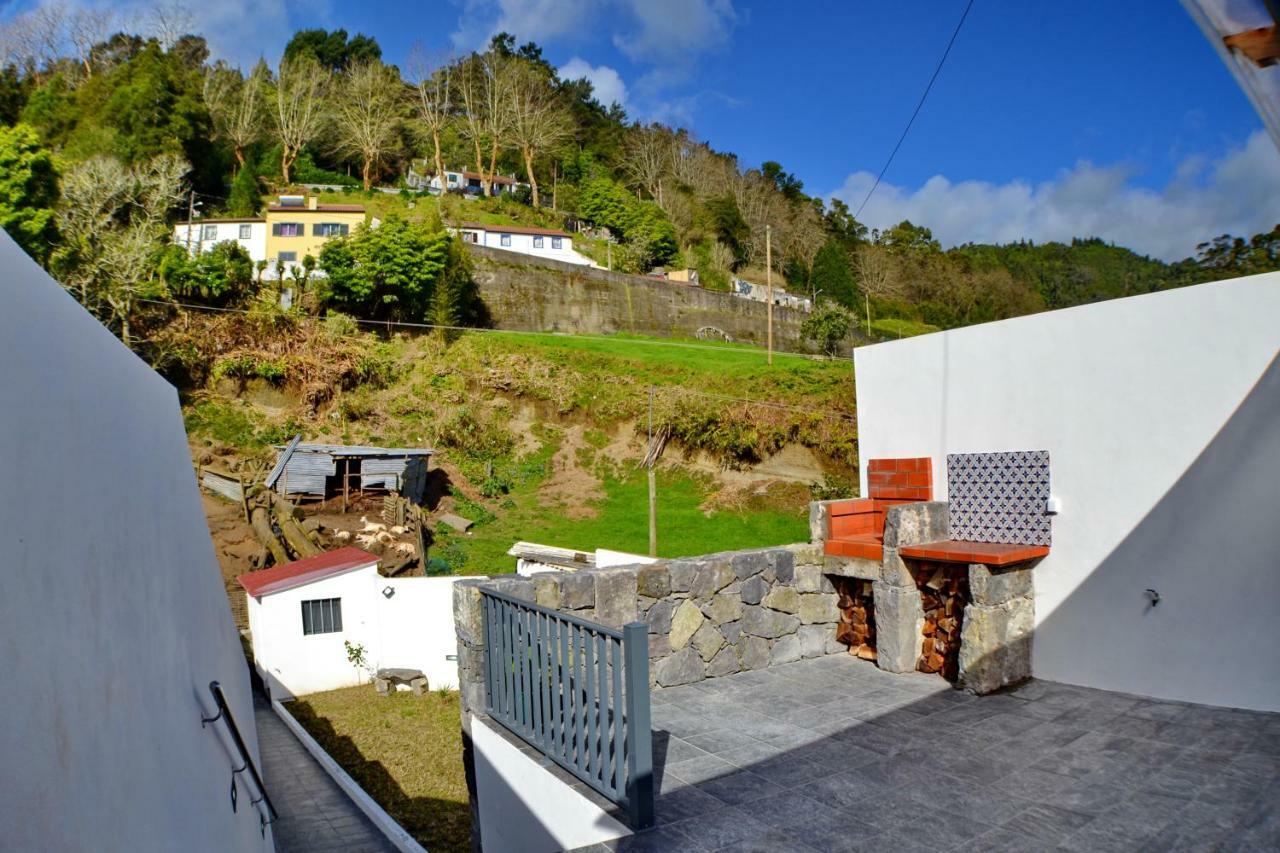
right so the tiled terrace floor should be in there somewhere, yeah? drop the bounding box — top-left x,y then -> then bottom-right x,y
254,694 -> 397,853
592,654 -> 1280,852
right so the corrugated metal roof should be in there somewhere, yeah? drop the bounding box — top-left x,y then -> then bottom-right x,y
238,547 -> 379,597
290,444 -> 434,457
264,434 -> 302,488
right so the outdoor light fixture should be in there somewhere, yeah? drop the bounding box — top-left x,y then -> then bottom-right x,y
382,586 -> 395,599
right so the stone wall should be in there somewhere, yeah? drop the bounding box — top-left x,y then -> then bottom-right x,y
452,543 -> 841,717
469,246 -> 864,355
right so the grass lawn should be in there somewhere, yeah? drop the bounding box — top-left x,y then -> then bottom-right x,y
287,686 -> 470,853
444,465 -> 811,576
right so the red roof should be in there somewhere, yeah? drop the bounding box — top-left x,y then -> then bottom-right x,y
238,547 -> 379,597
266,204 -> 366,213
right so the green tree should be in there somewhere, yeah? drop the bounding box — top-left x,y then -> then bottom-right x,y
810,240 -> 857,309
319,215 -> 450,320
0,124 -> 59,263
159,240 -> 254,303
801,306 -> 854,357
227,163 -> 261,216
578,176 -> 631,232
284,29 -> 381,73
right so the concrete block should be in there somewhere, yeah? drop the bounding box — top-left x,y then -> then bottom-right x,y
968,563 -> 1034,606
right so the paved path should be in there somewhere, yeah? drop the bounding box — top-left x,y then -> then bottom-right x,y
254,695 -> 398,853
583,654 -> 1280,852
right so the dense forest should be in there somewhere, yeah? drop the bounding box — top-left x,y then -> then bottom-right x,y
1,5 -> 1277,357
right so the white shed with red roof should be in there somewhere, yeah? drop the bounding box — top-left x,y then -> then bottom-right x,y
240,547 -> 465,699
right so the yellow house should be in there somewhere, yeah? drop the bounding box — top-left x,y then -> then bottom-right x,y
264,196 -> 366,271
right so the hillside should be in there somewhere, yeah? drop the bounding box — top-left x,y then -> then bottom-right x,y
178,312 -> 856,591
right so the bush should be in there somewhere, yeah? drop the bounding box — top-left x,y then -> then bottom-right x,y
801,307 -> 854,357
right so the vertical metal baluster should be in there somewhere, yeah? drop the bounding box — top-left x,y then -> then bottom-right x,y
623,622 -> 654,829
612,637 -> 624,799
596,632 -> 609,786
518,605 -> 531,735
566,621 -> 579,766
560,617 -> 572,763
525,606 -> 539,743
548,616 -> 561,759
583,628 -> 596,779
482,597 -> 494,714
530,610 -> 543,749
502,601 -> 515,722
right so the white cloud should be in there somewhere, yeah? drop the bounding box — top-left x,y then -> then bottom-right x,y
192,0 -> 299,67
612,0 -> 737,66
558,56 -> 628,109
450,0 -> 599,51
830,131 -> 1280,261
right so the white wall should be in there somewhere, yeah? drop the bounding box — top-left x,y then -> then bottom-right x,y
173,221 -> 267,263
469,229 -> 594,266
854,274 -> 1280,711
0,233 -> 271,851
249,569 -> 465,699
473,717 -> 630,853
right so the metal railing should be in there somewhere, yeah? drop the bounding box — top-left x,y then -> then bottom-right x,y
481,587 -> 654,829
202,680 -> 277,835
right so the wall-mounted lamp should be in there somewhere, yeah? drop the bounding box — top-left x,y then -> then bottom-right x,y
382,586 -> 395,599
1045,496 -> 1063,515
1145,588 -> 1161,608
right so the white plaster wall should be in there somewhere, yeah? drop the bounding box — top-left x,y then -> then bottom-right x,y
250,565 -> 381,699
479,230 -> 593,265
250,570 -> 464,698
0,233 -> 271,851
376,576 -> 466,690
473,717 -> 630,853
173,222 -> 267,263
854,274 -> 1280,711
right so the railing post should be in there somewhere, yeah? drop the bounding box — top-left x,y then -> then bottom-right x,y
622,621 -> 654,830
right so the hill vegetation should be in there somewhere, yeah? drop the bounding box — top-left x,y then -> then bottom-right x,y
0,10 -> 1276,360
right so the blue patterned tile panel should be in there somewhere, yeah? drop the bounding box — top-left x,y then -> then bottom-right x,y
946,450 -> 1051,545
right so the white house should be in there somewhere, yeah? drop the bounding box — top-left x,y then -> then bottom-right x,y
455,222 -> 595,266
406,162 -> 525,197
731,277 -> 812,312
241,546 -> 465,699
172,217 -> 267,263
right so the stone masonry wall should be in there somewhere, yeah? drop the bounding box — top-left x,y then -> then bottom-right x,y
469,246 -> 865,355
452,543 -> 841,722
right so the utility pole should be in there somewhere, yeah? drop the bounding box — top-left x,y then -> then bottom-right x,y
766,224 -> 774,365
186,191 -> 197,254
607,240 -> 613,272
648,386 -> 657,558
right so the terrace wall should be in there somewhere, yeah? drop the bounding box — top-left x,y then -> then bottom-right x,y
853,272 -> 1280,711
454,544 -> 841,714
468,246 -> 861,353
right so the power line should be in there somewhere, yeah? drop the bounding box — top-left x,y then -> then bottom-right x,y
854,0 -> 976,220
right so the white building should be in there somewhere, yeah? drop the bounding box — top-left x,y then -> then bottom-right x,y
406,162 -> 525,197
731,277 -> 812,312
456,222 -> 595,266
173,218 -> 267,263
242,547 -> 465,700
0,232 -> 272,850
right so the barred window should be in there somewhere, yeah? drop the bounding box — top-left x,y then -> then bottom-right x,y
301,598 -> 343,635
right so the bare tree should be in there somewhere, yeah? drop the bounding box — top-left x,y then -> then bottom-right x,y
67,6 -> 113,78
205,62 -> 267,171
853,244 -> 908,333
455,54 -> 488,192
332,60 -> 404,190
147,2 -> 195,50
271,55 -> 329,184
507,60 -> 569,207
621,124 -> 671,208
782,201 -> 826,291
57,154 -> 189,348
408,46 -> 452,198
479,50 -> 514,195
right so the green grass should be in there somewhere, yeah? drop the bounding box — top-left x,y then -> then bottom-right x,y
287,686 -> 470,853
448,465 -> 810,575
870,318 -> 940,339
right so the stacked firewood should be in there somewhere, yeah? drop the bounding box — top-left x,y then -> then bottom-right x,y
913,563 -> 968,681
833,577 -> 878,661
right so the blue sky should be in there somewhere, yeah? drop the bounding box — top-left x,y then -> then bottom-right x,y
7,0 -> 1280,258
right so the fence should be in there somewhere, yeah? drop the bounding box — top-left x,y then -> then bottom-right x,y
480,586 -> 654,829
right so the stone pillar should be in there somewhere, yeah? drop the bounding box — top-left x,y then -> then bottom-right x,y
958,562 -> 1035,694
451,578 -> 487,853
